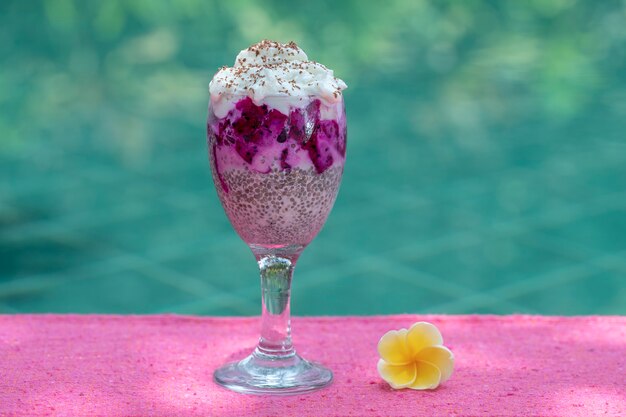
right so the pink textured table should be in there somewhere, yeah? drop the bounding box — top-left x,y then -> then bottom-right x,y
0,315 -> 624,417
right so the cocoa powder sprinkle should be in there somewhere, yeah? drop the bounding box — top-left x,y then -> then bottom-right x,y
210,40 -> 346,98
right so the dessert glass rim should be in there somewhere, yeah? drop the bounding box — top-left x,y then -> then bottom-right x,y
211,92 -> 344,100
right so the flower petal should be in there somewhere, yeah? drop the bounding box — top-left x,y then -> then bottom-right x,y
406,322 -> 443,357
377,360 -> 417,389
378,329 -> 412,365
417,346 -> 454,383
409,360 -> 442,390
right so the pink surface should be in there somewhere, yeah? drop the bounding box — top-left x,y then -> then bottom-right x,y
0,315 -> 624,417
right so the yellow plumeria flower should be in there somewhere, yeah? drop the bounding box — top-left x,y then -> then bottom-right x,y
377,322 -> 454,390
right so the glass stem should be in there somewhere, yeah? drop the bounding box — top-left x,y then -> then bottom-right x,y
255,255 -> 296,359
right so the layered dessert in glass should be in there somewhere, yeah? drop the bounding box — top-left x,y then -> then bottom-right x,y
207,40 -> 347,394
208,40 -> 347,250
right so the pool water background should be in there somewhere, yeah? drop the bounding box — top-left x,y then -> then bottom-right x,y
1,1 -> 625,315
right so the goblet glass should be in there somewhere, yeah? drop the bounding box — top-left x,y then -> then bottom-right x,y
207,93 -> 346,394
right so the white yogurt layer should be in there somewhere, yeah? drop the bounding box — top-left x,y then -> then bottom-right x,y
209,40 -> 347,118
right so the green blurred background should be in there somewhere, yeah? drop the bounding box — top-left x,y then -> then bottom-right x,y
1,0 -> 625,316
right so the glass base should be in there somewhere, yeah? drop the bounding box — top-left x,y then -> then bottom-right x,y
214,350 -> 333,395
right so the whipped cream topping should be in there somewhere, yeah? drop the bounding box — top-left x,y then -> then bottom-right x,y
209,40 -> 347,117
